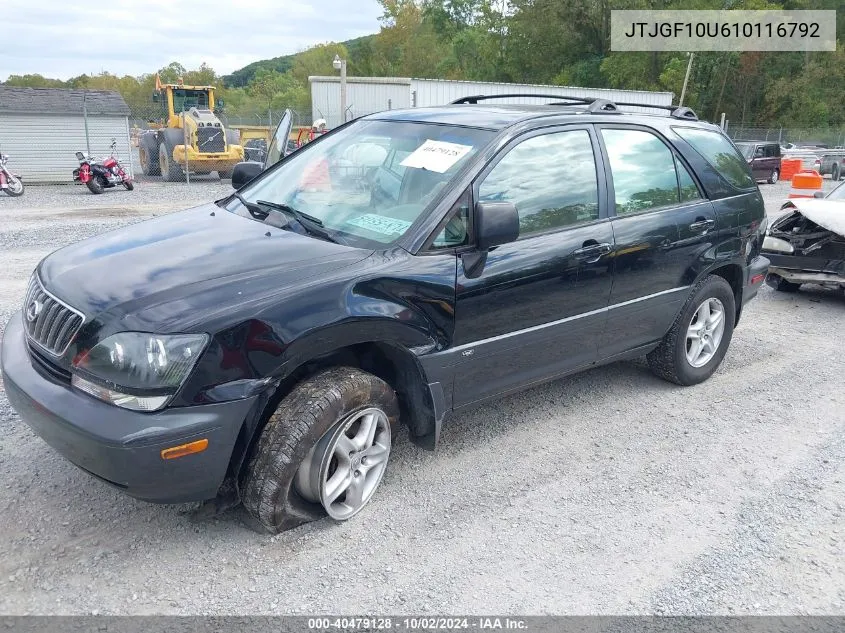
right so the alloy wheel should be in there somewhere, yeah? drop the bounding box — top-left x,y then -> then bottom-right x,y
685,298 -> 726,368
295,407 -> 391,521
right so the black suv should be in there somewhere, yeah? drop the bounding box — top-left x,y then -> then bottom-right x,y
1,95 -> 769,533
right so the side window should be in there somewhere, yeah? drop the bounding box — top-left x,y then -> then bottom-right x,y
672,127 -> 755,189
477,130 -> 599,237
676,156 -> 702,202
601,129 -> 680,215
430,190 -> 470,249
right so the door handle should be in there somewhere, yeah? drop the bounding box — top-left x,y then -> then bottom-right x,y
689,218 -> 716,233
573,242 -> 612,262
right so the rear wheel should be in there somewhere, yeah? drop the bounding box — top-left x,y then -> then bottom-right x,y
3,174 -> 24,197
138,134 -> 160,176
767,169 -> 779,184
647,275 -> 736,386
159,142 -> 184,182
86,175 -> 105,194
766,273 -> 801,293
241,367 -> 399,534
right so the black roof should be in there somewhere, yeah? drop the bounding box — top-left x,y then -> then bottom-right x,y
0,86 -> 130,116
368,102 -> 701,131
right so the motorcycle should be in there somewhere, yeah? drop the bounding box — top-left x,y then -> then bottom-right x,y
73,139 -> 134,194
0,149 -> 24,197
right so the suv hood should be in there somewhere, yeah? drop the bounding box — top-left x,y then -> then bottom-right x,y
38,203 -> 371,332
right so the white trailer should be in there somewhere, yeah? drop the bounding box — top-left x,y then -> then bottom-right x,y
309,76 -> 674,128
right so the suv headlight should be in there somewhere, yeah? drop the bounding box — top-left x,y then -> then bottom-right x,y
71,332 -> 209,411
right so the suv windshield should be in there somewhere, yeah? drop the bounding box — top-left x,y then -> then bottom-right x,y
228,119 -> 494,248
735,143 -> 755,160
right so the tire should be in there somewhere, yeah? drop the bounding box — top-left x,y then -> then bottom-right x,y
766,273 -> 801,293
833,163 -> 841,181
241,367 -> 399,534
647,275 -> 736,386
767,169 -> 779,184
3,174 -> 24,197
159,141 -> 184,182
218,170 -> 232,180
123,180 -> 134,191
86,176 -> 105,194
138,134 -> 160,176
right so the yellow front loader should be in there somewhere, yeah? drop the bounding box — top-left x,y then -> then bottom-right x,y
138,76 -> 244,181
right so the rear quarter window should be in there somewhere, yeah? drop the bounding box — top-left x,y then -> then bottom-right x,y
673,127 -> 755,190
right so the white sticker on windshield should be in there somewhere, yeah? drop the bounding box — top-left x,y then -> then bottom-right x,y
400,140 -> 473,173
347,214 -> 413,236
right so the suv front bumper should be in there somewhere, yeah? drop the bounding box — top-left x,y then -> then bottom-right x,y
1,312 -> 257,503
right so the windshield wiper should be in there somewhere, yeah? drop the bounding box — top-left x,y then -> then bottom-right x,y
231,193 -> 342,244
255,200 -> 344,244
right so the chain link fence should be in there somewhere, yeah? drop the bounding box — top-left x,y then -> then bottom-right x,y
726,125 -> 845,148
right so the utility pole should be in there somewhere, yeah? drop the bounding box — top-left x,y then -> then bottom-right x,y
679,52 -> 695,107
333,54 -> 347,125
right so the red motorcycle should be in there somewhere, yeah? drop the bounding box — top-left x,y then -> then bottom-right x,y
73,138 -> 134,194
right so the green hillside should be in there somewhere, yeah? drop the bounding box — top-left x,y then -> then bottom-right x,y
223,34 -> 376,88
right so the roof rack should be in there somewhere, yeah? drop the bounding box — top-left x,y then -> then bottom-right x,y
451,93 -> 596,105
450,93 -> 698,121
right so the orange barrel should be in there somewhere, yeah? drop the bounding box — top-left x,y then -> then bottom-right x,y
787,170 -> 823,198
780,158 -> 802,180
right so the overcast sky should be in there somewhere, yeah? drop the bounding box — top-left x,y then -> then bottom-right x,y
2,0 -> 383,81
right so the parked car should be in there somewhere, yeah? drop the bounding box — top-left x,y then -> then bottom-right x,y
815,151 -> 845,180
764,181 -> 845,292
1,95 -> 769,533
734,141 -> 782,184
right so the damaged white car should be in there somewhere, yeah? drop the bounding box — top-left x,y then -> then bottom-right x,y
763,182 -> 845,292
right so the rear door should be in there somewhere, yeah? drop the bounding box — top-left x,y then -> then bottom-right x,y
596,126 -> 717,358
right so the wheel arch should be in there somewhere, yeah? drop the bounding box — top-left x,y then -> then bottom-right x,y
228,339 -> 439,486
703,262 -> 744,325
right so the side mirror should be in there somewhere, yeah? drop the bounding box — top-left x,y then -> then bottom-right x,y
231,161 -> 264,189
216,98 -> 224,108
152,92 -> 160,103
813,190 -> 825,199
476,201 -> 519,251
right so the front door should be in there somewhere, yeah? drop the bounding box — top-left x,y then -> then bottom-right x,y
596,126 -> 717,358
449,126 -> 614,408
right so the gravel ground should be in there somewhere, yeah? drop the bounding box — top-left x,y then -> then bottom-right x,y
0,179 -> 842,615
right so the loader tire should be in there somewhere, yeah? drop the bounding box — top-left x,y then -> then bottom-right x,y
159,141 -> 184,182
138,134 -> 160,177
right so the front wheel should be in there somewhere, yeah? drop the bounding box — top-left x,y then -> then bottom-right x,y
86,176 -> 105,194
123,180 -> 134,191
241,367 -> 399,534
767,169 -> 779,184
3,174 -> 24,197
647,275 -> 736,386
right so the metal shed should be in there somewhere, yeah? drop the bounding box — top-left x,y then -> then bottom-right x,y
309,76 -> 674,128
0,86 -> 132,184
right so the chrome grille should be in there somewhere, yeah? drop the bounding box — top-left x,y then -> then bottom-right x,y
23,274 -> 85,356
196,126 -> 225,153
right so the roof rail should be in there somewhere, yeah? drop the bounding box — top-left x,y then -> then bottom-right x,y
450,93 -> 699,121
450,93 -> 595,105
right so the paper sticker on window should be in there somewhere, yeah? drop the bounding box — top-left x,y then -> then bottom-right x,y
347,214 -> 413,236
400,140 -> 473,173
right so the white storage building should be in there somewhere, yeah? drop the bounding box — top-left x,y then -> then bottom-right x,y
309,77 -> 674,128
0,86 -> 132,184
